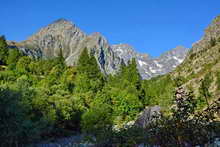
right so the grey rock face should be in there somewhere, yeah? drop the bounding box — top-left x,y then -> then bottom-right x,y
22,19 -> 87,62
135,106 -> 161,128
9,19 -> 189,79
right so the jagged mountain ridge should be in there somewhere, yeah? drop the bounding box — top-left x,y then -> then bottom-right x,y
8,18 -> 188,79
112,44 -> 188,79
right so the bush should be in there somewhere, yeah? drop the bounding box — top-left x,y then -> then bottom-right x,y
7,49 -> 22,70
81,103 -> 112,133
210,37 -> 216,47
0,86 -> 44,145
16,56 -> 32,74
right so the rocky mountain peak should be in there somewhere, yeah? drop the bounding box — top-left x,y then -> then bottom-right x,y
112,44 -> 135,50
88,32 -> 108,47
46,18 -> 79,31
9,18 -> 189,79
90,32 -> 102,37
111,44 -> 150,60
111,44 -> 141,65
26,18 -> 83,41
52,18 -> 71,24
161,46 -> 189,58
112,44 -> 136,55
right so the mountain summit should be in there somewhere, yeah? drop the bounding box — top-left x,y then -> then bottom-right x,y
8,19 -> 188,79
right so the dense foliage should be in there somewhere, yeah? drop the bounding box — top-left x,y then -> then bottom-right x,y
0,38 -> 147,145
0,36 -> 219,146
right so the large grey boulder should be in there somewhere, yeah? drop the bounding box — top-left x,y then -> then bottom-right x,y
135,106 -> 161,128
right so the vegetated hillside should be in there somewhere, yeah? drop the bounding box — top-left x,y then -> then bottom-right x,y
7,19 -> 188,79
172,15 -> 220,109
141,15 -> 220,111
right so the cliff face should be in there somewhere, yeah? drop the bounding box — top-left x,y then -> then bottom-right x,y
8,18 -> 188,79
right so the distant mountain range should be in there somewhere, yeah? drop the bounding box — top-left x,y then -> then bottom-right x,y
7,18 -> 189,79
112,44 -> 188,79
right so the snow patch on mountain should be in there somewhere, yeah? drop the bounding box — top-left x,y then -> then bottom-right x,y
138,60 -> 147,66
149,67 -> 157,73
154,61 -> 163,68
173,56 -> 184,63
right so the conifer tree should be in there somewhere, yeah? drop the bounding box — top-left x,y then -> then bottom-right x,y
77,48 -> 91,75
199,73 -> 212,108
89,54 -> 102,79
103,58 -> 144,122
0,35 -> 8,65
57,48 -> 65,66
128,58 -> 141,89
75,48 -> 104,93
118,58 -> 141,89
118,59 -> 126,75
7,49 -> 22,69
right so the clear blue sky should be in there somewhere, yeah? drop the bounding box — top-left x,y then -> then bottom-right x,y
1,0 -> 219,57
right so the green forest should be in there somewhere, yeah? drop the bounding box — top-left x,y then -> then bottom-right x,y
0,35 -> 219,146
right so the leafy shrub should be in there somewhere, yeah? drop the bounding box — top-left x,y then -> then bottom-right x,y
7,49 -> 23,70
210,37 -> 216,47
